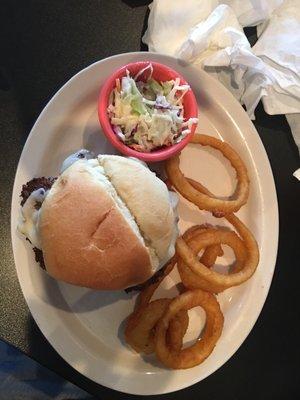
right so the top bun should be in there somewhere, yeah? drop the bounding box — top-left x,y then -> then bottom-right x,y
38,156 -> 177,290
98,155 -> 176,262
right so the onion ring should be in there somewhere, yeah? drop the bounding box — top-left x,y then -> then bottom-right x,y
176,213 -> 259,293
177,227 -> 247,293
184,225 -> 224,268
125,298 -> 171,354
167,310 -> 189,352
137,225 -> 223,308
126,255 -> 185,355
125,298 -> 189,354
155,289 -> 224,369
165,134 -> 249,214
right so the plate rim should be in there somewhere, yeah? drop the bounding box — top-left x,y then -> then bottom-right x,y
10,51 -> 279,395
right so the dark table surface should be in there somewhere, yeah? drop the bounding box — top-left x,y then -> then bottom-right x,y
1,1 -> 300,399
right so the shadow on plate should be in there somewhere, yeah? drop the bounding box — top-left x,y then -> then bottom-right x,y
39,273 -> 136,313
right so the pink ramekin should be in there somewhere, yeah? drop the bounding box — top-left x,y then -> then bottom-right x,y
98,61 -> 198,162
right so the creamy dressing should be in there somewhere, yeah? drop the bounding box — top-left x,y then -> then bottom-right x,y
60,149 -> 94,173
17,188 -> 48,249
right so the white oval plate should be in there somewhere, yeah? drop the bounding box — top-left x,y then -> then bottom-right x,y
11,52 -> 278,395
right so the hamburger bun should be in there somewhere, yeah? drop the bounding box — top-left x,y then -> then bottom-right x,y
38,156 -> 177,290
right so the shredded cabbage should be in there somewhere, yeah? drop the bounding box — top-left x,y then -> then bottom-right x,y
107,63 -> 198,152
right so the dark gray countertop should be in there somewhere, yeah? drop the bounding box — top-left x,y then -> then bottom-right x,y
1,1 -> 299,398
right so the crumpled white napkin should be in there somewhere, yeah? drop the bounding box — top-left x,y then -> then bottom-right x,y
224,0 -> 284,27
252,0 -> 300,115
143,0 -> 300,178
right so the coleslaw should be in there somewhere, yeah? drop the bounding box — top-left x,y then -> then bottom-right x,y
107,64 -> 198,152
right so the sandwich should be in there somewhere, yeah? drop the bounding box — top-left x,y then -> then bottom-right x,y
18,151 -> 178,290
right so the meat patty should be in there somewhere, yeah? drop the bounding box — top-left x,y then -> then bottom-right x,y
20,177 -> 57,270
20,177 -> 56,206
125,263 -> 167,293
